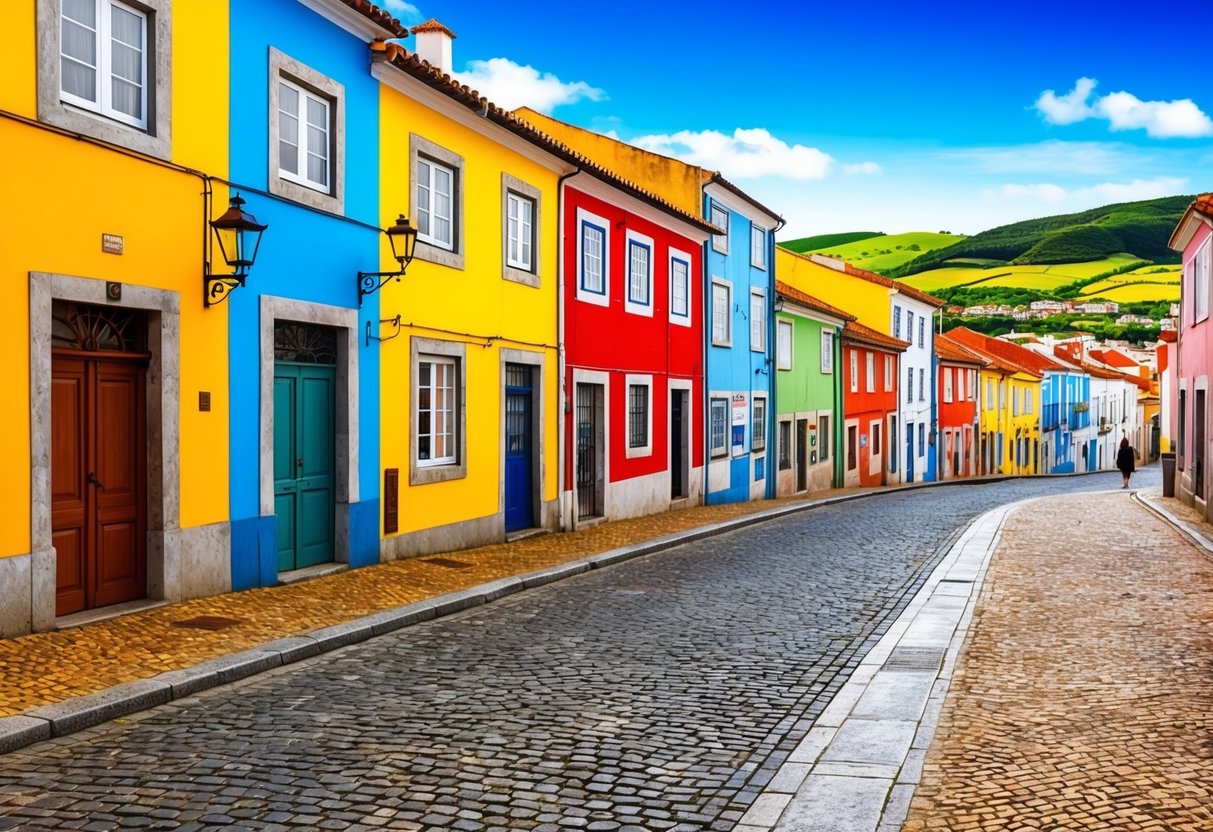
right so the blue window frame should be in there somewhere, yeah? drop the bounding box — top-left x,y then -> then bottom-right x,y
670,255 -> 690,318
627,239 -> 651,307
580,220 -> 606,295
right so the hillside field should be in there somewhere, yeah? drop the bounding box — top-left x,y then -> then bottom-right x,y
899,254 -> 1145,294
802,231 -> 965,273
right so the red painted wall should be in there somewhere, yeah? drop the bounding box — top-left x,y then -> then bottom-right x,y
938,364 -> 978,430
843,344 -> 899,486
563,186 -> 704,488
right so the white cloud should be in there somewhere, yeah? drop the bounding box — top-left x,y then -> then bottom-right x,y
844,161 -> 882,176
451,58 -> 605,113
985,176 -> 1187,204
381,0 -> 420,19
1035,78 -> 1213,138
629,128 -> 833,180
941,140 -> 1141,176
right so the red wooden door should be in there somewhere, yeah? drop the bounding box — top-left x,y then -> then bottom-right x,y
52,354 -> 147,615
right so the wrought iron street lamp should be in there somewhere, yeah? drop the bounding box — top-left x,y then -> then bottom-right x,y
204,193 -> 268,307
357,214 -> 418,307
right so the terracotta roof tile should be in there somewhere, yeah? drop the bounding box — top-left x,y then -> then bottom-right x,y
707,172 -> 784,226
1088,347 -> 1139,369
375,43 -> 719,235
1159,330 -> 1178,343
337,0 -> 410,38
775,281 -> 855,323
935,333 -> 989,366
411,18 -> 456,37
944,327 -> 1043,378
1195,193 -> 1213,218
843,320 -> 910,353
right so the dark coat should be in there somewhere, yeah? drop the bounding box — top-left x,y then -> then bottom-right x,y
1116,444 -> 1136,474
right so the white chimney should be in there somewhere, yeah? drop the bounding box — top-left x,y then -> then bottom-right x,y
412,19 -> 456,73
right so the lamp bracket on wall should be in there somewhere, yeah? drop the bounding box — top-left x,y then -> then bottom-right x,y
366,315 -> 403,347
357,214 -> 418,307
204,194 -> 267,308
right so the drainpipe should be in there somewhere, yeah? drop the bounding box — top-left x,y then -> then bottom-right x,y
556,166 -> 579,531
766,216 -> 784,500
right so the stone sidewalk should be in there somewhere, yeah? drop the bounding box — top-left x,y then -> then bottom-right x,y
901,490 -> 1213,831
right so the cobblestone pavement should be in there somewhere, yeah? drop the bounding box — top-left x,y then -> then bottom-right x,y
0,474 -> 1139,830
904,487 -> 1213,832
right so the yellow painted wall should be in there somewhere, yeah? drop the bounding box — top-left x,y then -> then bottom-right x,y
0,1 -> 229,559
976,370 -> 1040,475
517,107 -> 703,217
378,83 -> 562,536
775,248 -> 892,332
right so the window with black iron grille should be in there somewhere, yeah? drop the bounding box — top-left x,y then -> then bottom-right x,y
628,384 -> 649,448
779,421 -> 791,469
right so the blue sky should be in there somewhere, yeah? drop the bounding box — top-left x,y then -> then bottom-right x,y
383,0 -> 1213,238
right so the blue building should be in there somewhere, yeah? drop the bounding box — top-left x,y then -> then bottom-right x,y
1028,344 -> 1092,473
703,176 -> 783,503
226,0 -> 407,589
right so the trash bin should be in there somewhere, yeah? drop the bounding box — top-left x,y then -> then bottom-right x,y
1161,452 -> 1176,498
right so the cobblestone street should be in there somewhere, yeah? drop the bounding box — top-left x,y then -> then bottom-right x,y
0,475 -> 1142,831
904,488 -> 1213,831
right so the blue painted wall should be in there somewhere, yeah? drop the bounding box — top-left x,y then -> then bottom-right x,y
703,195 -> 776,504
228,0 -> 382,589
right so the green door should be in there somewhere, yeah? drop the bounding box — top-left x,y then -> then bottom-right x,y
273,362 -> 335,572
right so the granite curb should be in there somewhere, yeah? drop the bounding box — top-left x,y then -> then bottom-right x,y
0,475 -> 1086,758
1133,491 -> 1213,558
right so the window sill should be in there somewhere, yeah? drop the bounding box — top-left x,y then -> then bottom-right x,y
503,266 -> 540,288
625,444 -> 652,459
410,462 -> 467,486
415,240 -> 465,271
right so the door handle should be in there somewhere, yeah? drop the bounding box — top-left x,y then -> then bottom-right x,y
296,458 -> 304,468
87,471 -> 104,489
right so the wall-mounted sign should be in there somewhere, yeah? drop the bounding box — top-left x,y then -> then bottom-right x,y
731,393 -> 747,457
101,233 -> 124,255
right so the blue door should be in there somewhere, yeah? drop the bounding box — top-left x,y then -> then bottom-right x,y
906,421 -> 915,482
504,364 -> 534,532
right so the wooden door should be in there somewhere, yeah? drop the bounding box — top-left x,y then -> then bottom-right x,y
274,362 -> 336,572
52,355 -> 147,615
504,364 -> 534,532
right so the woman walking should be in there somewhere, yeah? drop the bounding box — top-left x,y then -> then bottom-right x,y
1116,437 -> 1136,489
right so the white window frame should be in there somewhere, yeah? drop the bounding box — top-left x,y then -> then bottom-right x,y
819,412 -> 831,462
625,375 -> 653,459
668,248 -> 693,326
576,208 -> 611,307
821,330 -> 834,374
269,50 -> 344,214
919,368 -> 925,402
850,350 -> 859,393
752,396 -> 767,451
58,0 -> 147,129
1194,238 -> 1211,324
37,0 -> 172,158
943,367 -> 954,403
506,192 -> 534,270
865,352 -> 875,393
751,224 -> 766,270
918,317 -> 925,349
884,355 -> 893,392
276,76 -> 331,194
710,397 -> 729,459
711,278 -> 732,346
776,319 -> 793,370
907,366 -> 914,402
710,201 -> 729,254
502,173 -> 542,286
410,134 -> 465,270
893,305 -> 902,339
625,231 -> 655,317
750,289 -> 766,353
410,337 -> 468,485
417,156 -> 456,251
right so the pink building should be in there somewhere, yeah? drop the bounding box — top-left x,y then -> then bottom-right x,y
1169,194 -> 1213,513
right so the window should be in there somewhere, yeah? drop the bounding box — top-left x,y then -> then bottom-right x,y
919,317 -> 925,349
417,157 -> 455,250
576,209 -> 610,306
885,355 -> 893,391
986,379 -> 993,409
710,398 -> 729,458
417,357 -> 458,466
943,367 -> 953,403
711,280 -> 731,345
1195,239 -> 1211,323
969,370 -> 976,401
866,353 -> 875,393
777,320 -> 793,370
847,425 -> 858,470
1012,386 -> 1019,415
39,0 -> 171,156
627,383 -> 649,451
626,232 -> 654,316
872,421 -> 882,455
918,422 -> 925,456
751,224 -> 766,269
820,414 -> 830,462
669,250 -> 692,325
906,311 -> 913,341
907,366 -> 913,402
821,331 -> 834,373
894,306 -> 902,339
60,0 -> 147,128
502,173 -> 542,285
778,421 -> 792,469
752,397 -> 767,451
918,368 -> 925,402
850,350 -> 859,393
277,77 -> 330,194
268,51 -> 345,214
710,201 -> 729,253
750,291 -> 766,352
410,135 -> 465,268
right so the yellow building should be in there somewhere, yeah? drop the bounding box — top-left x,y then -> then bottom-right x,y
370,32 -> 570,555
775,249 -> 893,332
0,1 -> 231,635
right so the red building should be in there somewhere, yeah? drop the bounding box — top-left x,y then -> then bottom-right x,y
935,334 -> 986,479
841,321 -> 909,487
563,181 -> 714,527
